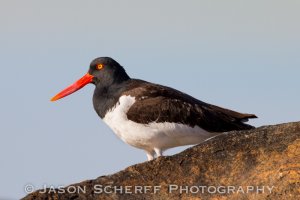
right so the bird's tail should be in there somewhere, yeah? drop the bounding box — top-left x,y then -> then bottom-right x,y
208,104 -> 258,131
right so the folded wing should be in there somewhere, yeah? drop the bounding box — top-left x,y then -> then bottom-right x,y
124,80 -> 257,133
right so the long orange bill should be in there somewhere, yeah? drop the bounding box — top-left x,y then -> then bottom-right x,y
51,73 -> 94,102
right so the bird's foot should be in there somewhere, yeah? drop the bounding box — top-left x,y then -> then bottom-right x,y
145,148 -> 163,161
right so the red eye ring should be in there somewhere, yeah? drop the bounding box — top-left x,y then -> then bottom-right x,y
97,64 -> 104,70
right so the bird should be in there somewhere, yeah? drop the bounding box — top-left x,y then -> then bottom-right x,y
51,57 -> 257,161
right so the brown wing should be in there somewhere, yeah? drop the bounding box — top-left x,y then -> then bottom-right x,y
124,80 -> 257,132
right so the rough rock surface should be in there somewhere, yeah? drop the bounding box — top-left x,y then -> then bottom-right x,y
23,122 -> 300,200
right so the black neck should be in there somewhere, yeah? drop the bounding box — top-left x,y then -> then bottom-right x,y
92,80 -> 130,118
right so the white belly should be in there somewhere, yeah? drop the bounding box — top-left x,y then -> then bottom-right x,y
103,95 -> 217,152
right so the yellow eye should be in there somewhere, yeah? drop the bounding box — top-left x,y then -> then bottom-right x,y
97,64 -> 104,70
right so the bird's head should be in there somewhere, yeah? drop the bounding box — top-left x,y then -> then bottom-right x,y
51,57 -> 130,102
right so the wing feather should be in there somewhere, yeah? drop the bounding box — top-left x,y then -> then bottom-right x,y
124,80 -> 257,132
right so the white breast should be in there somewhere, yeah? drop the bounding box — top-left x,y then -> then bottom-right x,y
103,95 -> 218,152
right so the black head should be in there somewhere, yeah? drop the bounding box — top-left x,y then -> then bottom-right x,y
89,57 -> 130,87
51,57 -> 130,102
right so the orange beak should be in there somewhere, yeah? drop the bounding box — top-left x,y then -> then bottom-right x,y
51,73 -> 94,102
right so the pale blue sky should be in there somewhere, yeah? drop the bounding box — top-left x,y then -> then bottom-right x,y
0,0 -> 299,199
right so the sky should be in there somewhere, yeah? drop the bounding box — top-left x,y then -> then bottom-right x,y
0,0 -> 299,199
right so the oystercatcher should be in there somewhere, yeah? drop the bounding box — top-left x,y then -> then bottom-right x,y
51,57 -> 257,161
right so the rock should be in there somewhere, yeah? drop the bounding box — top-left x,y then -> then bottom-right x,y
23,122 -> 300,200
